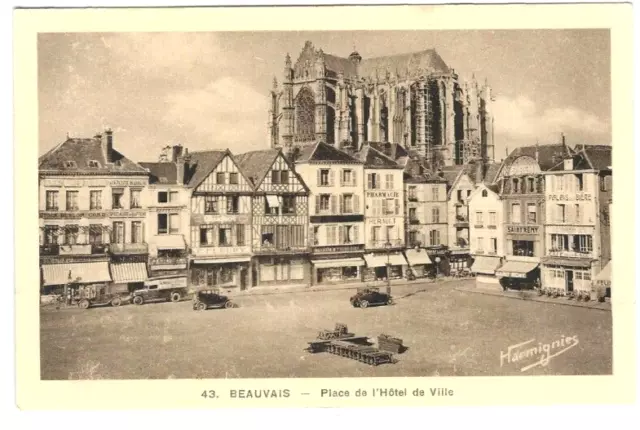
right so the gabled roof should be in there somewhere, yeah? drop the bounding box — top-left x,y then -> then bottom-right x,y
235,149 -> 281,187
440,165 -> 466,186
356,145 -> 402,169
295,141 -> 361,164
469,181 -> 501,200
139,162 -> 178,185
38,137 -> 148,175
366,142 -> 409,162
546,144 -> 611,172
183,150 -> 228,188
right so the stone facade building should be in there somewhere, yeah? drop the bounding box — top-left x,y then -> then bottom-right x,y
268,41 -> 495,168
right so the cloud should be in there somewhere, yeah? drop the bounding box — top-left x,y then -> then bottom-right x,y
163,77 -> 269,150
492,95 -> 609,145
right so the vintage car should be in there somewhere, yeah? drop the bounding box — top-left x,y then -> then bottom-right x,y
192,289 -> 235,311
132,275 -> 189,305
76,284 -> 131,309
349,287 -> 394,309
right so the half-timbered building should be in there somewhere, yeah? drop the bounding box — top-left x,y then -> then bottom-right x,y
295,142 -> 366,285
236,149 -> 311,288
184,149 -> 254,290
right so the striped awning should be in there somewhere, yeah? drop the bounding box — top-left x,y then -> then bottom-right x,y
364,253 -> 408,268
110,262 -> 148,283
496,261 -> 539,279
404,249 -> 431,266
154,234 -> 186,250
41,261 -> 111,286
470,256 -> 502,275
311,257 -> 364,269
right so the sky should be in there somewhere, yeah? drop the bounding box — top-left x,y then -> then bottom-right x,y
38,30 -> 611,163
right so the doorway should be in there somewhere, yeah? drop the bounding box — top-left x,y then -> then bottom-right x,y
240,268 -> 247,290
565,270 -> 574,293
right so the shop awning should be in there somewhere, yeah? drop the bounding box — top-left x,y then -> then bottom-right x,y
266,195 -> 280,207
595,261 -> 611,283
404,249 -> 432,266
311,258 -> 364,269
541,256 -> 594,268
192,257 -> 251,264
470,256 -> 502,275
154,235 -> 186,250
364,253 -> 408,268
42,261 -> 111,286
496,261 -> 539,279
110,262 -> 148,283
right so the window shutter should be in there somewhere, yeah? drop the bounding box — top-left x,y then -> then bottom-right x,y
339,195 -> 344,214
395,199 -> 400,215
376,174 -> 381,189
353,225 -> 359,243
340,171 -> 344,187
367,174 -> 373,190
353,172 -> 357,187
317,169 -> 321,186
331,195 -> 338,214
315,196 -> 320,215
390,174 -> 394,190
329,170 -> 335,186
338,226 -> 345,244
354,195 -> 360,213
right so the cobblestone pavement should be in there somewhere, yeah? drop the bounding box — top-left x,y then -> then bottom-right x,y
40,278 -> 612,380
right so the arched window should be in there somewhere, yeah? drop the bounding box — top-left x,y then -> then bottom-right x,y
512,178 -> 520,193
482,190 -> 488,197
294,86 -> 315,141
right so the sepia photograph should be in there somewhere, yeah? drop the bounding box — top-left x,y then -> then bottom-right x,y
12,4 -> 635,411
36,28 -> 614,380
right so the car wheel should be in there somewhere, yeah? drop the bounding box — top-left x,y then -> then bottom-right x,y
387,297 -> 394,305
170,292 -> 181,303
133,296 -> 144,305
359,300 -> 369,309
111,297 -> 122,307
197,302 -> 207,311
78,299 -> 90,309
224,300 -> 234,309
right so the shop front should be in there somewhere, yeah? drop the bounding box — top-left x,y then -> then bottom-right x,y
190,256 -> 251,290
470,255 -> 503,289
541,257 -> 596,297
40,259 -> 112,299
594,260 -> 611,299
404,249 -> 432,278
311,257 -> 364,284
252,255 -> 310,288
495,259 -> 540,291
149,234 -> 188,278
362,252 -> 408,282
448,250 -> 471,275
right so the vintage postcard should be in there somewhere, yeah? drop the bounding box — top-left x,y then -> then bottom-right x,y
14,4 -> 635,409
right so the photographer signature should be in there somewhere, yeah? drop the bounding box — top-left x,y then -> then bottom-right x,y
500,335 -> 579,372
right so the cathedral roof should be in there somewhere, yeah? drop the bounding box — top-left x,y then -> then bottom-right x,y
39,136 -> 147,175
295,141 -> 361,164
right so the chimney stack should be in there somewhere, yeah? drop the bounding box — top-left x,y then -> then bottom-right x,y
101,128 -> 113,163
176,147 -> 190,186
171,144 -> 183,163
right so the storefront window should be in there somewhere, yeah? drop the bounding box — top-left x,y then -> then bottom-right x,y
342,266 -> 358,279
512,240 -> 534,256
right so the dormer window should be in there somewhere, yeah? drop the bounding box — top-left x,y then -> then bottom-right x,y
114,160 -> 123,167
158,177 -> 168,184
64,161 -> 77,168
88,160 -> 101,168
563,158 -> 574,171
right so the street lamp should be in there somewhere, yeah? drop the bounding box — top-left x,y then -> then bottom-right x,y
384,241 -> 393,296
435,256 -> 441,279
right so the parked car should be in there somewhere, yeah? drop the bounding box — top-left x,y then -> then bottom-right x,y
350,287 -> 394,309
132,275 -> 189,305
192,289 -> 235,311
76,284 -> 131,309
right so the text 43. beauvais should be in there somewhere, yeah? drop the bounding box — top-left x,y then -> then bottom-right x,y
321,388 -> 454,397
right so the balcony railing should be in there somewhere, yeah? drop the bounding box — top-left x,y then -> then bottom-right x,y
149,256 -> 188,267
40,244 -> 59,256
409,218 -> 420,225
109,242 -> 149,254
408,195 -> 418,202
456,215 -> 468,222
312,244 -> 364,254
547,249 -> 593,259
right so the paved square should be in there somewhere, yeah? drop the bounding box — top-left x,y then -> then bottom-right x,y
40,279 -> 612,379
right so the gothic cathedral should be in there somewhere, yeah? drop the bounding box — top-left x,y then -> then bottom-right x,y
267,41 -> 495,168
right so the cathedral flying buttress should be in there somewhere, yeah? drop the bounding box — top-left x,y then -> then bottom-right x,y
267,41 -> 496,167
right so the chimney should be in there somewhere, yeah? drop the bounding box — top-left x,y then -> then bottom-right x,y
176,147 -> 190,186
171,144 -> 183,163
101,128 -> 113,163
475,159 -> 485,184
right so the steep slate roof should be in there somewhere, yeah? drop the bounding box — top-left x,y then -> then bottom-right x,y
296,141 -> 360,164
183,150 -> 227,188
139,162 -> 178,185
440,165 -> 465,187
235,149 -> 281,187
546,144 -> 612,172
367,142 -> 409,162
483,162 -> 503,184
38,137 -> 147,175
356,145 -> 402,169
503,143 -> 572,172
